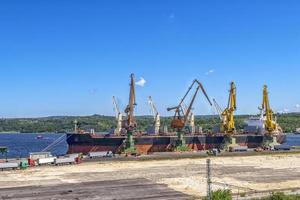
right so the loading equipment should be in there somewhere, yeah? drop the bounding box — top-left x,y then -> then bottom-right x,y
261,85 -> 282,147
122,74 -> 138,154
167,79 -> 212,151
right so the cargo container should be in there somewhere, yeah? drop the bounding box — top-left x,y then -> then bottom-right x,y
0,162 -> 19,171
229,146 -> 248,152
88,151 -> 114,158
29,152 -> 52,160
66,153 -> 80,158
274,145 -> 291,151
37,157 -> 56,165
54,157 -> 76,165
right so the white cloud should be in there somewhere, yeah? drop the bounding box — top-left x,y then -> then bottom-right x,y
135,77 -> 146,87
296,104 -> 300,108
205,69 -> 215,75
283,108 -> 289,113
169,13 -> 175,19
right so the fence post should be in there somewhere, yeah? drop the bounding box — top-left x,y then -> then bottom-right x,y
207,159 -> 212,200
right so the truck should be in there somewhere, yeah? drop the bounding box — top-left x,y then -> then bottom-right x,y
0,162 -> 19,171
88,151 -> 114,159
54,157 -> 76,165
37,157 -> 56,165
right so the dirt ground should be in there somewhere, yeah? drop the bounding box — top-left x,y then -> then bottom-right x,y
1,154 -> 300,199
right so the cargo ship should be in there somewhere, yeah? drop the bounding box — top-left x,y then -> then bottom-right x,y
67,133 -> 286,154
67,115 -> 286,154
67,74 -> 286,155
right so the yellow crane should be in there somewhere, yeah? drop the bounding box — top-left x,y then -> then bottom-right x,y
220,82 -> 237,135
261,85 -> 281,135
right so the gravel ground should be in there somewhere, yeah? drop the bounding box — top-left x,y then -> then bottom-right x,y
1,154 -> 300,199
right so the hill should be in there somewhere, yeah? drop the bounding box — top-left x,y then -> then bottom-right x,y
0,113 -> 299,133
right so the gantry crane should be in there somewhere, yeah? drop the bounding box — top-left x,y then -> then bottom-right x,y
148,96 -> 160,135
122,74 -> 137,152
220,82 -> 237,136
261,85 -> 281,135
167,80 -> 212,149
112,96 -> 123,135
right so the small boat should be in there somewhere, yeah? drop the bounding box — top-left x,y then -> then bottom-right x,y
36,135 -> 44,140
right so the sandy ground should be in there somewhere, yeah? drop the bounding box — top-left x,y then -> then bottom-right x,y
1,154 -> 300,198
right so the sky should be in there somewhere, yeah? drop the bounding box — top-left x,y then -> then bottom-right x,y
0,0 -> 300,118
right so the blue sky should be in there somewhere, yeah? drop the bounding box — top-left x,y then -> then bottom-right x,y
0,1 -> 300,117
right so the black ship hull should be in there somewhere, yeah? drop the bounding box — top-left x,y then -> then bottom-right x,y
67,133 -> 287,154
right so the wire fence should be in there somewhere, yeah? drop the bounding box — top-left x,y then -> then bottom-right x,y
203,158 -> 300,200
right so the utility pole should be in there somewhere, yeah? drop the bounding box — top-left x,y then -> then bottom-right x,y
207,159 -> 212,200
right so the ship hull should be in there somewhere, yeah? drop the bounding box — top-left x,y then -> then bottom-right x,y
67,133 -> 286,154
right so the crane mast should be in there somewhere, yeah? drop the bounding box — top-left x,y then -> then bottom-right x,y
122,73 -> 137,153
122,74 -> 137,131
220,82 -> 237,135
262,85 -> 280,135
167,79 -> 212,149
182,103 -> 195,134
112,96 -> 123,135
148,96 -> 160,135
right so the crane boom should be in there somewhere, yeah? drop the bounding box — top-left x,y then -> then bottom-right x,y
220,82 -> 237,135
148,96 -> 158,119
148,96 -> 160,135
262,85 -> 280,135
122,73 -> 137,131
182,103 -> 194,124
113,96 -> 120,119
213,99 -> 223,120
168,79 -> 212,130
112,96 -> 123,135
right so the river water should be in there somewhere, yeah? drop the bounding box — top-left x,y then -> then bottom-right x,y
0,133 -> 300,159
0,133 -> 67,158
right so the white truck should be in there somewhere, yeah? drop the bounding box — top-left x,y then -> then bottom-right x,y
54,157 -> 76,165
0,162 -> 19,171
37,157 -> 56,165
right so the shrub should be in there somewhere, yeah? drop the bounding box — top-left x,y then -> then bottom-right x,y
204,189 -> 232,200
259,192 -> 300,200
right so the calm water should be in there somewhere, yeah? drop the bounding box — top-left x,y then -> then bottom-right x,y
0,133 -> 68,158
0,133 -> 300,159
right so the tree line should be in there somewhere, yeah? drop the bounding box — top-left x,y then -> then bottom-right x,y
0,113 -> 299,133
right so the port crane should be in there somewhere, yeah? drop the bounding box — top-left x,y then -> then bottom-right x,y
182,103 -> 195,134
122,74 -> 137,152
167,80 -> 212,149
261,85 -> 281,135
213,99 -> 223,121
148,96 -> 160,135
218,82 -> 237,135
112,96 -> 123,135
